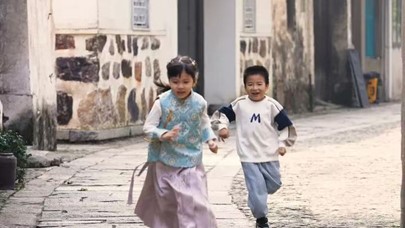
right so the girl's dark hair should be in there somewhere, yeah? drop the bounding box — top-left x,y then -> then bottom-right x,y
154,55 -> 199,94
243,65 -> 269,85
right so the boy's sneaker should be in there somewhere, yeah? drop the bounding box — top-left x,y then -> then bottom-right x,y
256,217 -> 269,228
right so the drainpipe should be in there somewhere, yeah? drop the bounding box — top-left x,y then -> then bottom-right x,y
382,0 -> 392,101
360,0 -> 366,71
0,100 -> 2,131
308,73 -> 314,112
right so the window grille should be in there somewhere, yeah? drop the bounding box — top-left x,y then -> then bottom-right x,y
243,0 -> 256,32
132,0 -> 149,29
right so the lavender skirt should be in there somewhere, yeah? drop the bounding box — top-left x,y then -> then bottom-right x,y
134,162 -> 217,228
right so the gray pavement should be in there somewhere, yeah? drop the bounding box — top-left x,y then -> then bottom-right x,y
231,111 -> 401,227
0,102 -> 401,228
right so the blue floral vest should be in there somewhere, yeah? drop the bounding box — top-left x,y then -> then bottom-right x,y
147,91 -> 215,167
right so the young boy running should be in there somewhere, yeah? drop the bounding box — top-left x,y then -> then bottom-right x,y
211,65 -> 297,228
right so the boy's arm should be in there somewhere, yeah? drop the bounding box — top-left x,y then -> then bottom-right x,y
210,110 -> 229,131
211,105 -> 235,141
201,102 -> 219,153
274,109 -> 297,147
210,105 -> 235,131
201,101 -> 217,142
278,125 -> 297,147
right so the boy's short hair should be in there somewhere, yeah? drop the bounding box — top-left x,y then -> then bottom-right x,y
243,65 -> 269,85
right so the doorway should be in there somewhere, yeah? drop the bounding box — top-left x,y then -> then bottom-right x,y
178,0 -> 204,95
313,0 -> 332,102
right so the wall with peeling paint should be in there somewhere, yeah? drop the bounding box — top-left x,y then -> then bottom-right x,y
269,0 -> 314,113
28,0 -> 58,150
314,0 -> 352,106
0,0 -> 33,142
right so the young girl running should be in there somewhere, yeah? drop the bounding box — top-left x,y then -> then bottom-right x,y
133,55 -> 218,228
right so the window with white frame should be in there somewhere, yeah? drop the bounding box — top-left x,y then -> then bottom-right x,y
132,0 -> 149,29
392,0 -> 402,48
243,0 -> 256,32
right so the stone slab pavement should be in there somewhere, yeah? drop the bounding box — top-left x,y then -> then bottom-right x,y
232,111 -> 401,227
0,102 -> 402,228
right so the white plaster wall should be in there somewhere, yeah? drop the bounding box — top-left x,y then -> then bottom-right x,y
390,49 -> 402,100
97,0 -> 178,76
236,0 -> 273,97
98,0 -> 169,32
52,0 -> 177,64
383,1 -> 402,101
52,0 -> 98,29
53,0 -> 176,37
237,0 -> 272,35
98,0 -> 131,31
28,0 -> 56,106
204,0 -> 237,104
159,0 -> 178,62
0,0 -> 33,137
28,0 -> 57,148
52,0 -> 177,74
255,0 -> 272,35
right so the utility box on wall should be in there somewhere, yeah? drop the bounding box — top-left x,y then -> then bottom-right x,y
363,71 -> 382,104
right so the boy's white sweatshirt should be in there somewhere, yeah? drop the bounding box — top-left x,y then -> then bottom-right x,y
211,95 -> 297,163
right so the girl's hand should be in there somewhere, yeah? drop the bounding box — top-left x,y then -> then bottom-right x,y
277,147 -> 287,156
218,128 -> 229,142
161,124 -> 181,142
208,140 -> 218,153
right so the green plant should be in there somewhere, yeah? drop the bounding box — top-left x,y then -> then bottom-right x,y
0,130 -> 30,185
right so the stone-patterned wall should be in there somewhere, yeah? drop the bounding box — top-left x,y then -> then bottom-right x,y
55,34 -> 164,130
239,37 -> 272,96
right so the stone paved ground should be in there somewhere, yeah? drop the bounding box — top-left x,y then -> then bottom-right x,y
0,102 -> 401,228
231,111 -> 401,227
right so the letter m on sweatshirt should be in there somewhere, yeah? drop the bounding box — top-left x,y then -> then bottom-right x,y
250,113 -> 261,123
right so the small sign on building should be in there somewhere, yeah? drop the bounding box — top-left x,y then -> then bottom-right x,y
132,0 -> 149,30
243,0 -> 256,32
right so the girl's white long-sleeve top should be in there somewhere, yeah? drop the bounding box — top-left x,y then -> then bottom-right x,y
211,95 -> 297,163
